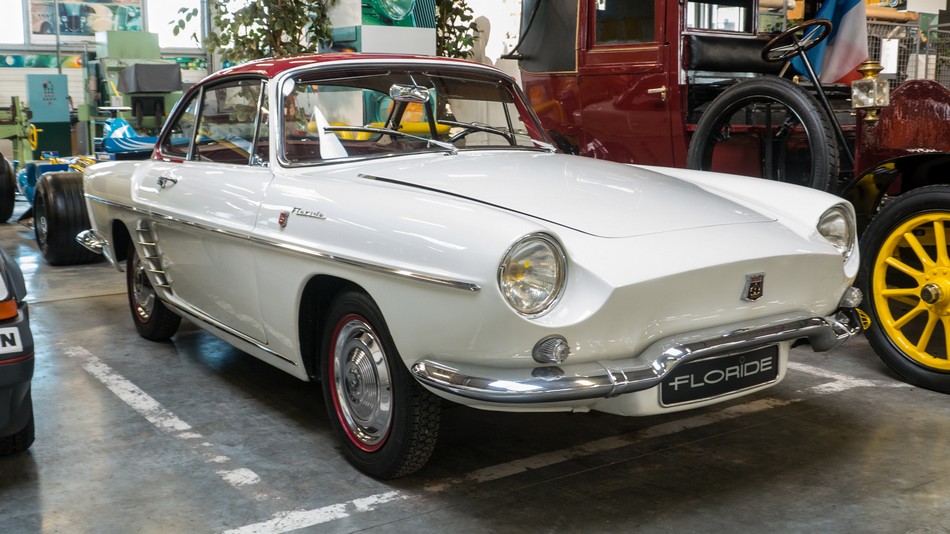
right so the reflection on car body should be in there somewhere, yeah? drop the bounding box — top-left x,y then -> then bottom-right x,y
80,53 -> 862,478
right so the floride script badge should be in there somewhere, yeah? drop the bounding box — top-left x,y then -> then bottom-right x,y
742,273 -> 765,302
278,208 -> 326,229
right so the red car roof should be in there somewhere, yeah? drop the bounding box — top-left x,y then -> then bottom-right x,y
203,53 -> 493,81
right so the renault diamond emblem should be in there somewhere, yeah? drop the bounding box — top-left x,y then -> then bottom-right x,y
743,273 -> 765,302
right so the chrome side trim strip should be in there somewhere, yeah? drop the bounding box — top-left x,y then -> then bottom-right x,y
411,309 -> 862,404
256,238 -> 481,292
162,297 -> 296,366
85,194 -> 149,215
84,195 -> 481,292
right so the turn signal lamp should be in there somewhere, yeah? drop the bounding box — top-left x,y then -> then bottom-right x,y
533,335 -> 571,364
0,283 -> 16,321
851,60 -> 890,123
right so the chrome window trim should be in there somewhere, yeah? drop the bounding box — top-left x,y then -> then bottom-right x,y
84,194 -> 481,293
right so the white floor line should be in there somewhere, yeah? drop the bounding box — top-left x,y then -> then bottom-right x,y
231,368 -> 874,533
61,343 -> 896,534
221,492 -> 407,534
788,361 -> 909,389
64,345 -> 280,502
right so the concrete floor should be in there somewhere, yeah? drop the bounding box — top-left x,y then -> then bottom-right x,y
1,196 -> 949,534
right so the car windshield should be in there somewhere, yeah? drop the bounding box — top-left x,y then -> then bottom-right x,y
280,66 -> 550,165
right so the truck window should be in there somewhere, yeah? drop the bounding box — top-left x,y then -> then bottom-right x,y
594,0 -> 655,45
686,0 -> 754,33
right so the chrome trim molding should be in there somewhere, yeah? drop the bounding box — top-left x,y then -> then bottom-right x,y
411,307 -> 862,404
162,297 -> 296,366
86,195 -> 480,292
260,238 -> 481,292
84,194 -> 149,215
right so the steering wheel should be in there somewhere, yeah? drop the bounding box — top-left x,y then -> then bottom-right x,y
761,19 -> 833,63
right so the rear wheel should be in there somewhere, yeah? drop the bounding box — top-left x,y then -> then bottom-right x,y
858,186 -> 950,392
321,290 -> 440,478
126,246 -> 180,341
687,76 -> 838,192
0,158 -> 15,223
33,172 -> 100,265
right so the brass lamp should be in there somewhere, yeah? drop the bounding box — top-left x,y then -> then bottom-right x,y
851,60 -> 890,123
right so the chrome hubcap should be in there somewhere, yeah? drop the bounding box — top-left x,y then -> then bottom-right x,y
132,256 -> 155,322
332,317 -> 392,450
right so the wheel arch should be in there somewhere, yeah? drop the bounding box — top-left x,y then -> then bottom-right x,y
297,275 -> 367,380
110,218 -> 133,264
846,153 -> 950,233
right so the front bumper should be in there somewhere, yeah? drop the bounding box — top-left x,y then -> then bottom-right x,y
411,304 -> 861,405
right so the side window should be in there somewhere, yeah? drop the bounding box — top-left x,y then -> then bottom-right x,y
194,80 -> 264,165
593,0 -> 655,45
160,94 -> 199,159
686,0 -> 754,33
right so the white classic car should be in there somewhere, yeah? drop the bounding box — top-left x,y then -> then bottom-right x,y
79,53 -> 862,478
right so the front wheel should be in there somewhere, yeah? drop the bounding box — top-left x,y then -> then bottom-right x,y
321,291 -> 440,478
686,76 -> 838,192
126,246 -> 181,341
858,186 -> 950,392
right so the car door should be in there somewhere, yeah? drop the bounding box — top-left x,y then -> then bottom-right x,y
134,78 -> 271,342
577,0 -> 676,165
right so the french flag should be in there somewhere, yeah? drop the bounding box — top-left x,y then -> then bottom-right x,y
792,0 -> 869,84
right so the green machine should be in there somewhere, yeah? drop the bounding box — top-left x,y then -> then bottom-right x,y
362,0 -> 436,27
0,97 -> 35,165
333,0 -> 437,55
82,31 -> 183,140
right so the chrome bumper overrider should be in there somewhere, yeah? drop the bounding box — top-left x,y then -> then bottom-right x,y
411,306 -> 862,404
76,229 -> 106,254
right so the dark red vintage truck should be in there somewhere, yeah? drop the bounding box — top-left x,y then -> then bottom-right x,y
514,0 -> 950,392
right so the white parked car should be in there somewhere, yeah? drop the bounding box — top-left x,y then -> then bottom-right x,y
79,53 -> 862,478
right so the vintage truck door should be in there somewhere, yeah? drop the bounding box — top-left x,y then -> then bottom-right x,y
576,0 -> 677,165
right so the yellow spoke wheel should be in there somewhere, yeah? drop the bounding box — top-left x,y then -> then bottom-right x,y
859,186 -> 950,392
872,212 -> 950,370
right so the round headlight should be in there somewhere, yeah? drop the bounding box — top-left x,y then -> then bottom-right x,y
498,234 -> 566,316
818,205 -> 856,261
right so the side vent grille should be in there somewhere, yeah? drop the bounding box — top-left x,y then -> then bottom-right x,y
134,220 -> 170,288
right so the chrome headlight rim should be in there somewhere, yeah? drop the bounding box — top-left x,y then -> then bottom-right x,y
818,204 -> 856,261
498,233 -> 567,317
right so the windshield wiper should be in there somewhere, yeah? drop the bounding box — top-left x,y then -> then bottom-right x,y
322,125 -> 458,155
437,119 -> 514,141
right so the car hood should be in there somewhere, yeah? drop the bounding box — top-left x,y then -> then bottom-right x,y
356,152 -> 773,238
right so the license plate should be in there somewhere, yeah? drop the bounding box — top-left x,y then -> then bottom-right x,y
660,345 -> 779,406
0,327 -> 22,355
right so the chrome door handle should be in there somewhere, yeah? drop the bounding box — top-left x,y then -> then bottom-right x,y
157,175 -> 178,189
647,86 -> 668,103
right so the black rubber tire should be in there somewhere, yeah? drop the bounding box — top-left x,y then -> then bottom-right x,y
33,172 -> 101,265
857,186 -> 950,393
0,158 -> 15,223
126,247 -> 181,341
320,290 -> 440,478
686,76 -> 838,192
0,391 -> 34,455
